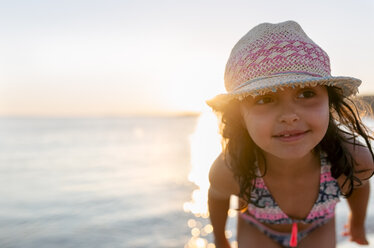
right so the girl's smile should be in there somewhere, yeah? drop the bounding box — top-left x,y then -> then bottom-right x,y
272,129 -> 310,143
240,85 -> 330,160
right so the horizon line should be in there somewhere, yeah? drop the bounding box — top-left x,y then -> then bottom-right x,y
0,111 -> 202,119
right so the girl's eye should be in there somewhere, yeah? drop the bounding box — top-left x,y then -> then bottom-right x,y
298,90 -> 316,99
255,96 -> 273,105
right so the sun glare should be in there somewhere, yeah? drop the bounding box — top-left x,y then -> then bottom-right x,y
184,110 -> 221,215
184,108 -> 240,247
183,109 -> 222,248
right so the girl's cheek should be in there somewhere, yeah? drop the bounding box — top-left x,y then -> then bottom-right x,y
312,102 -> 329,118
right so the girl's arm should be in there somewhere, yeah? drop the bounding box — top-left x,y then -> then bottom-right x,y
343,183 -> 370,244
208,153 -> 239,248
338,143 -> 374,245
208,187 -> 231,247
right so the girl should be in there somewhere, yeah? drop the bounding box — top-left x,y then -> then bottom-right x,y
206,21 -> 374,247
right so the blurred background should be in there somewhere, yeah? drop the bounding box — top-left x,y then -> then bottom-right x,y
0,0 -> 373,247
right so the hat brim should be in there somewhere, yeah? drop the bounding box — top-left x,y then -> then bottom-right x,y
206,74 -> 361,111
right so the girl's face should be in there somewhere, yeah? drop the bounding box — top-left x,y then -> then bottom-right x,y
240,86 -> 329,160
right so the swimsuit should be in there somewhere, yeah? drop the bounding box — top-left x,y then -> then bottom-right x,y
240,153 -> 341,247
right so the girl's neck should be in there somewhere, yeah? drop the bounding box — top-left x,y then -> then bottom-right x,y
258,150 -> 320,178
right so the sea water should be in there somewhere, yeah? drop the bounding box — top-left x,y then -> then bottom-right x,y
0,116 -> 198,248
0,115 -> 373,248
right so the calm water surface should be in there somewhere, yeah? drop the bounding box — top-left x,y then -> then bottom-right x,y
0,116 -> 198,248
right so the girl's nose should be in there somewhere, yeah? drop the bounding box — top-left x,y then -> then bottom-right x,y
278,113 -> 300,124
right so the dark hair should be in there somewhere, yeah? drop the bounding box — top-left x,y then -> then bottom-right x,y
215,86 -> 374,203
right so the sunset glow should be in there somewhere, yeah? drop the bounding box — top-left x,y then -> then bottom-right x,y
1,1 -> 373,116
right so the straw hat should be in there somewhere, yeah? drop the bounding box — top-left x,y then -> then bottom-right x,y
207,20 -> 361,110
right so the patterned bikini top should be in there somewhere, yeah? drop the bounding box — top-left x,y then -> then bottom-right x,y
246,153 -> 341,225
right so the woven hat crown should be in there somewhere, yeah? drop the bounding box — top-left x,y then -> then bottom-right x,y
225,21 -> 330,92
206,20 -> 361,110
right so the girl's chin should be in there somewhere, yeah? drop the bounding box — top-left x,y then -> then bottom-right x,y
264,149 -> 315,160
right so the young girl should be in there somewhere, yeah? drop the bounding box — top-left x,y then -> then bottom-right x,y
206,21 -> 374,247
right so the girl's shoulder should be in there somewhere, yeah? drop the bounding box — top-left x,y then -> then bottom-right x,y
208,153 -> 240,198
337,140 -> 374,191
344,140 -> 374,175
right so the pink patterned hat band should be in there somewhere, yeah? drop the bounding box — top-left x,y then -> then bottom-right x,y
207,21 -> 361,110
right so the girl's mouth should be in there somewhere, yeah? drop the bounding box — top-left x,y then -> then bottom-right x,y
273,130 -> 309,141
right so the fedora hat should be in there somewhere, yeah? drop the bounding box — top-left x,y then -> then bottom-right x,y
207,20 -> 361,110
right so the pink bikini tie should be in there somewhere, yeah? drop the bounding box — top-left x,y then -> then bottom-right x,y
290,222 -> 298,247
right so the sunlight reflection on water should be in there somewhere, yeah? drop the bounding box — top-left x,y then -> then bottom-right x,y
184,110 -> 221,215
184,110 -> 238,248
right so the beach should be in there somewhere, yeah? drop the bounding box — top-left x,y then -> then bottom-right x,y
0,114 -> 373,247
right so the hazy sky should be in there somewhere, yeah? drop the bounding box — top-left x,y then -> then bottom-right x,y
1,0 -> 373,116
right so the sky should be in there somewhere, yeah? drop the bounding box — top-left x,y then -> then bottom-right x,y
0,0 -> 373,116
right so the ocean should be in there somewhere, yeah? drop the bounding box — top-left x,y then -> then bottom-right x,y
0,114 -> 373,248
